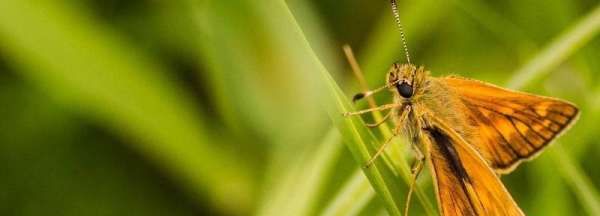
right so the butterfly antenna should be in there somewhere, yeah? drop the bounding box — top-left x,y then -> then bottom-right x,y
390,0 -> 411,65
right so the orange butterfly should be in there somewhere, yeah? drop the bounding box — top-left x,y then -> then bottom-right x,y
342,1 -> 579,215
344,63 -> 578,216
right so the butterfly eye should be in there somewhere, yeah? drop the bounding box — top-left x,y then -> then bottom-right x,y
397,82 -> 413,98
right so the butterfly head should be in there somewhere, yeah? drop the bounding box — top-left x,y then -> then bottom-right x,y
387,63 -> 418,99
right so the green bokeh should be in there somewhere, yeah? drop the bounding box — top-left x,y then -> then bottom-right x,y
0,0 -> 598,215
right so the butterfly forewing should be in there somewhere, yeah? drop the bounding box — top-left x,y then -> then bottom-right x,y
425,124 -> 525,216
441,77 -> 579,173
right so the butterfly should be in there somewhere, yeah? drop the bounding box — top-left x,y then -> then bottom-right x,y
343,63 -> 579,216
341,1 -> 579,215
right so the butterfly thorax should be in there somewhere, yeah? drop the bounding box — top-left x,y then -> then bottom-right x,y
387,64 -> 475,145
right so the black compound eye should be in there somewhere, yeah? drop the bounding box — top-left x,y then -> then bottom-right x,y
397,82 -> 413,98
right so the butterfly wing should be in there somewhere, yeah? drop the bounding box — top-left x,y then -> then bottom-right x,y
424,123 -> 524,216
441,77 -> 579,173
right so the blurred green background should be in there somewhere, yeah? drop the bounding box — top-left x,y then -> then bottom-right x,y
0,0 -> 598,216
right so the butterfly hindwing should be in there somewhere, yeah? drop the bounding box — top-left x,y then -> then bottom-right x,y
441,77 -> 579,173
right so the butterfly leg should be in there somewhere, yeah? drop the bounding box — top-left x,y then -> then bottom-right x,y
363,105 -> 411,168
365,110 -> 393,128
343,103 -> 401,117
363,133 -> 396,168
404,143 -> 425,216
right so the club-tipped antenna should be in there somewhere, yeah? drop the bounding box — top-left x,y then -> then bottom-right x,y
390,0 -> 411,65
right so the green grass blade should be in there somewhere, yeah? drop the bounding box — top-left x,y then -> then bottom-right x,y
0,1 -> 253,214
320,49 -> 405,216
283,130 -> 343,216
322,171 -> 376,216
551,146 -> 600,216
507,4 -> 600,89
274,1 -> 406,215
257,129 -> 345,216
320,149 -> 436,216
449,0 -> 536,60
527,155 -> 574,215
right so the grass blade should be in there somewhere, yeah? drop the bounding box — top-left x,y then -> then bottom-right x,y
322,171 -> 376,216
551,146 -> 600,215
274,1 -> 407,214
257,129 -> 345,216
507,4 -> 600,89
321,54 -> 405,216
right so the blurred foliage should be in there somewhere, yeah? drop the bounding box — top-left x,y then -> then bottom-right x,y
0,0 -> 598,216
